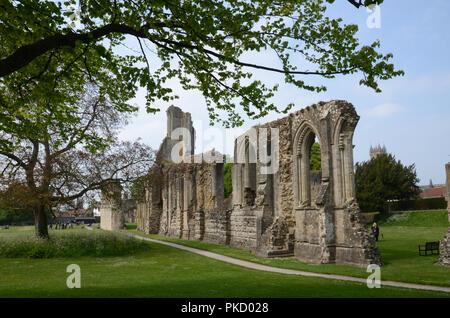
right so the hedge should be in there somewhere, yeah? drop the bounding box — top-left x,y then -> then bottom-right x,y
386,197 -> 447,212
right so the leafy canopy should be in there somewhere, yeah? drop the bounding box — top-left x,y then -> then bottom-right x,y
1,0 -> 402,130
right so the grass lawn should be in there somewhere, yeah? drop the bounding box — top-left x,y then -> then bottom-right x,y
0,237 -> 448,298
0,212 -> 449,298
126,210 -> 450,288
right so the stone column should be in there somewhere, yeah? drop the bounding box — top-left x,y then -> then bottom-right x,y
100,179 -> 124,231
446,163 -> 450,222
438,163 -> 450,266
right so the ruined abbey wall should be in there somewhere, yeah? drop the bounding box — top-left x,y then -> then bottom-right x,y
131,101 -> 381,267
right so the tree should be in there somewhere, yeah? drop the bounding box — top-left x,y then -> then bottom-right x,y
0,84 -> 155,238
345,0 -> 384,8
224,162 -> 233,199
310,142 -> 322,171
1,0 -> 402,129
355,153 -> 420,213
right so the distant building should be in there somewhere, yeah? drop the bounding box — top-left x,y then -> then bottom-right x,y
420,185 -> 446,199
53,209 -> 96,224
370,144 -> 387,160
419,178 -> 447,199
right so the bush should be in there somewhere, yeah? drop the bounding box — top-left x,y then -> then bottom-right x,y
224,162 -> 233,199
387,198 -> 447,212
0,208 -> 34,225
0,230 -> 150,258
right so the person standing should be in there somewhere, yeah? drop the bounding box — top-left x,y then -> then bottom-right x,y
372,222 -> 380,242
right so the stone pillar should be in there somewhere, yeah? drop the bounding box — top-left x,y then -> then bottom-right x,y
100,179 -> 124,231
438,163 -> 450,266
159,106 -> 195,161
446,163 -> 450,222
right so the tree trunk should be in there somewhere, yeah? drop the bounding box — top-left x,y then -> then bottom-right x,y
34,205 -> 49,239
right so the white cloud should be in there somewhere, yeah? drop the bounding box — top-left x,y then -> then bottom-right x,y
366,103 -> 405,118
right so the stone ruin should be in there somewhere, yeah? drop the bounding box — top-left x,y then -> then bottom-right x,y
103,100 -> 381,267
99,181 -> 139,231
438,163 -> 450,266
99,180 -> 124,231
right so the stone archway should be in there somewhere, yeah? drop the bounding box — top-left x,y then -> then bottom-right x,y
293,121 -> 322,208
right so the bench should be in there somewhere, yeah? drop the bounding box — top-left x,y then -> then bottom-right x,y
418,241 -> 440,256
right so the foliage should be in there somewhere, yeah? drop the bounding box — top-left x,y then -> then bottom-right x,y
129,175 -> 147,200
1,0 -> 402,130
0,208 -> 34,225
224,162 -> 233,199
0,84 -> 155,238
0,230 -> 150,258
355,154 -> 420,213
0,183 -> 36,224
309,142 -> 322,171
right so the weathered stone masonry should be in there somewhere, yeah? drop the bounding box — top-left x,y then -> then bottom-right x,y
100,180 -> 124,231
131,101 -> 381,267
438,163 -> 450,266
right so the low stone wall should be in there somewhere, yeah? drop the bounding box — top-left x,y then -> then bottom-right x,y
204,210 -> 230,245
229,207 -> 258,250
439,228 -> 450,267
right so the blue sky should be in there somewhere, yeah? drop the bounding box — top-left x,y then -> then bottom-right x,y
118,0 -> 450,185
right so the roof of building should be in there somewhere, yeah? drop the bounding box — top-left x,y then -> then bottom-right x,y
55,209 -> 93,217
420,186 -> 446,199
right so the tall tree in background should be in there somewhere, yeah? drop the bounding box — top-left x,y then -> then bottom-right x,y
224,162 -> 233,199
310,142 -> 322,171
0,84 -> 155,238
355,154 -> 420,213
1,0 -> 399,130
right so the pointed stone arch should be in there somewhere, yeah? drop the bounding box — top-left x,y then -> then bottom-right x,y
233,129 -> 257,206
332,114 -> 358,207
293,121 -> 321,208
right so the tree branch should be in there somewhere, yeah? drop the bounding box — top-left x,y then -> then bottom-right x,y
0,151 -> 27,169
0,23 -> 149,77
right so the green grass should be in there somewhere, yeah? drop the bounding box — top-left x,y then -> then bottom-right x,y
0,240 -> 447,298
125,223 -> 137,230
126,209 -> 450,288
381,209 -> 449,227
0,211 -> 449,297
0,227 -> 149,258
0,224 -> 93,236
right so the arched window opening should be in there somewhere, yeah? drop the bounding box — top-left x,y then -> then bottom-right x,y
309,136 -> 322,206
294,125 -> 322,208
244,137 -> 257,206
